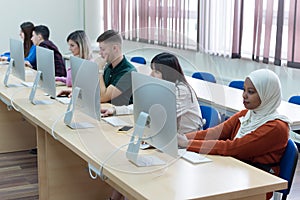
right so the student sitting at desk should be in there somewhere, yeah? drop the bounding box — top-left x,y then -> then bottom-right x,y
55,30 -> 93,87
178,68 -> 290,200
58,29 -> 136,106
0,21 -> 37,68
31,25 -> 66,77
104,52 -> 204,200
97,29 -> 136,106
102,52 -> 204,135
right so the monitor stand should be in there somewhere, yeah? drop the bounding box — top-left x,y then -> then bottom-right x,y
3,59 -> 23,87
29,71 -> 53,105
126,112 -> 165,167
64,87 -> 95,129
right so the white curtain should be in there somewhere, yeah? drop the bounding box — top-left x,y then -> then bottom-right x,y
198,0 -> 235,57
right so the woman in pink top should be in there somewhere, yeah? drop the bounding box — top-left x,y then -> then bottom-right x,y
55,30 -> 92,87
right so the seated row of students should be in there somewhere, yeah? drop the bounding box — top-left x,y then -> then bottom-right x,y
0,22 -> 66,77
57,29 -> 137,106
103,51 -> 204,200
96,30 -> 290,200
0,23 -> 136,107
1,24 -> 290,200
107,68 -> 290,200
101,52 -> 204,135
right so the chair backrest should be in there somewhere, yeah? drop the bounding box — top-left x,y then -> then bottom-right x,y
277,138 -> 298,199
200,105 -> 221,130
130,56 -> 146,64
192,72 -> 217,83
228,80 -> 244,90
288,96 -> 300,105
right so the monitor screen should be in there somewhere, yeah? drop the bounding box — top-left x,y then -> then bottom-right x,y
29,46 -> 56,105
127,72 -> 178,166
10,38 -> 25,81
64,56 -> 100,129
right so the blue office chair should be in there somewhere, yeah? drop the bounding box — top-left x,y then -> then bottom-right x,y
200,105 -> 221,130
288,95 -> 300,151
228,80 -> 244,90
130,56 -> 146,65
192,72 -> 217,83
288,95 -> 300,105
276,139 -> 298,200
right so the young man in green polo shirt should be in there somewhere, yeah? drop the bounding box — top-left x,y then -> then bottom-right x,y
97,30 -> 137,106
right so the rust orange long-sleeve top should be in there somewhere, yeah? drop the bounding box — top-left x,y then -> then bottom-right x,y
186,109 -> 289,172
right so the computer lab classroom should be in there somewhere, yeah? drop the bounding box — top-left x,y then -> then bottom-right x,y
0,0 -> 299,199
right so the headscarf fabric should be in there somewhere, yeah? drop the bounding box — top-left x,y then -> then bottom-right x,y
235,69 -> 291,138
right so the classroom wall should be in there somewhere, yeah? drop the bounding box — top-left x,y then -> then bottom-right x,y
84,0 -> 102,45
0,0 -> 84,54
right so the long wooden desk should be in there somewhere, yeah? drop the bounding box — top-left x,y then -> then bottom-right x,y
0,64 -> 288,199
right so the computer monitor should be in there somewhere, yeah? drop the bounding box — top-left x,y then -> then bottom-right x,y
126,72 -> 178,167
64,56 -> 101,129
3,38 -> 26,87
29,46 -> 56,105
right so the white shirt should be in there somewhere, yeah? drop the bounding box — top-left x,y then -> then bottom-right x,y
176,82 -> 203,135
115,82 -> 203,134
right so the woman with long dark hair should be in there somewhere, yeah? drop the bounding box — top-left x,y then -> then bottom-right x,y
0,21 -> 36,68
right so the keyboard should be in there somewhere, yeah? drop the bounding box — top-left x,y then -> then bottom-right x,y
21,81 -> 34,87
56,97 -> 71,104
102,116 -> 130,127
0,61 -> 9,65
178,149 -> 212,164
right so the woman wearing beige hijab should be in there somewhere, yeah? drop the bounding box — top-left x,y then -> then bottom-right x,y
178,69 -> 290,200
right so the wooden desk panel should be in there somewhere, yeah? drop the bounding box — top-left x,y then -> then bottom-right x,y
37,126 -> 112,200
0,100 -> 36,153
0,66 -> 36,153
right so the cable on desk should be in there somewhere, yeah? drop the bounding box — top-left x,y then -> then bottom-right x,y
88,141 -> 134,181
9,87 -> 28,112
50,112 -> 66,140
79,124 -> 174,180
88,163 -> 98,180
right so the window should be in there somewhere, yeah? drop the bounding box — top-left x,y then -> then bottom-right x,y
102,0 -> 198,50
98,0 -> 296,66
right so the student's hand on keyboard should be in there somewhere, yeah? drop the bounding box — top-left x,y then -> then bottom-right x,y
0,56 -> 8,62
101,107 -> 115,117
24,61 -> 32,68
57,89 -> 72,98
177,133 -> 189,148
